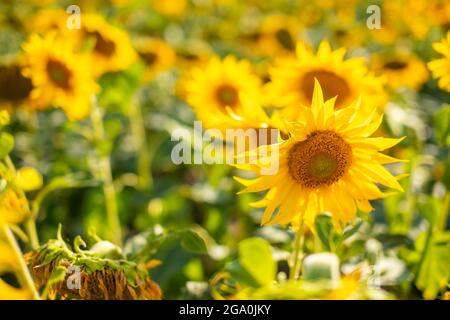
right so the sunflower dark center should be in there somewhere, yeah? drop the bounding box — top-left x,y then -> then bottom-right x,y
0,65 -> 33,102
383,61 -> 408,70
287,130 -> 352,188
88,31 -> 116,57
46,59 -> 72,89
300,70 -> 351,109
275,29 -> 295,50
139,52 -> 158,65
216,84 -> 239,109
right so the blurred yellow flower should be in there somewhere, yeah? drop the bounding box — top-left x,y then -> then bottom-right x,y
15,167 -> 43,192
235,81 -> 405,229
22,32 -> 99,119
135,37 -> 176,82
266,41 -> 387,120
25,9 -> 67,35
0,63 -> 34,113
152,0 -> 187,16
76,14 -> 137,77
0,237 -> 35,300
371,52 -> 429,91
184,55 -> 270,130
428,32 -> 450,92
0,188 -> 30,226
256,14 -> 301,56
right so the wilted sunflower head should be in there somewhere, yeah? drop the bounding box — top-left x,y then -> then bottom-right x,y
21,32 -> 99,120
371,52 -> 429,91
266,40 -> 387,120
235,80 -> 405,230
428,32 -> 450,92
25,235 -> 162,300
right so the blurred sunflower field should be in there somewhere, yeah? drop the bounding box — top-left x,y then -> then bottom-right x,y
0,0 -> 449,301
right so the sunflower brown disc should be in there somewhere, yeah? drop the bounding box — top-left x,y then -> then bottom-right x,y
288,130 -> 352,188
300,70 -> 351,108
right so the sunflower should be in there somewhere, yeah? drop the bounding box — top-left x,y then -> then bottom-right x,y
75,14 -> 137,77
0,62 -> 34,113
135,37 -> 176,82
25,9 -> 67,35
266,41 -> 387,120
22,32 -> 99,120
234,81 -> 405,229
184,55 -> 270,131
255,14 -> 301,56
371,52 -> 429,91
428,32 -> 450,92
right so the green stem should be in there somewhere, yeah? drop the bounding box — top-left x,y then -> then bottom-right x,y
438,191 -> 450,231
25,218 -> 39,250
290,219 -> 305,280
128,98 -> 152,189
1,225 -> 40,299
90,96 -> 122,246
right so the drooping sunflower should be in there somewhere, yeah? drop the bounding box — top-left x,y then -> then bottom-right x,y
371,52 -> 429,91
22,32 -> 99,120
75,14 -> 137,77
184,55 -> 270,130
266,41 -> 387,120
135,37 -> 176,82
0,62 -> 34,113
234,81 -> 405,229
428,32 -> 450,92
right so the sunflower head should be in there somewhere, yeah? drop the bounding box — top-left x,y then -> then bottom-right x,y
184,55 -> 269,130
428,32 -> 450,92
235,80 -> 405,230
256,14 -> 301,56
266,40 -> 387,120
135,37 -> 176,82
0,63 -> 34,112
21,32 -> 99,120
75,14 -> 137,77
25,236 -> 162,300
372,52 -> 428,90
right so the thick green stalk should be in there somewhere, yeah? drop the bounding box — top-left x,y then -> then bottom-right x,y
289,219 -> 305,280
90,97 -> 122,246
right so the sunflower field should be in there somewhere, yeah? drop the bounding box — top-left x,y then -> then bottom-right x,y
0,0 -> 449,302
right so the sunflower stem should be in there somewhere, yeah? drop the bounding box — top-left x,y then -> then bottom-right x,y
438,191 -> 450,231
128,97 -> 152,189
90,96 -> 122,247
290,219 -> 305,280
1,225 -> 40,299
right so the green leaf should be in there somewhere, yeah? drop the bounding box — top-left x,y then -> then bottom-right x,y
315,215 -> 334,251
238,238 -> 275,286
179,230 -> 208,254
47,266 -> 68,287
434,105 -> 450,146
0,132 -> 14,159
416,231 -> 450,299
